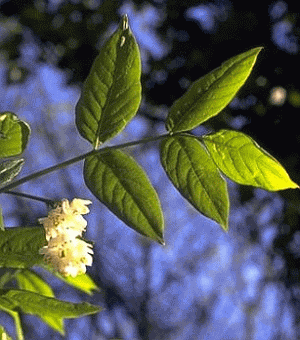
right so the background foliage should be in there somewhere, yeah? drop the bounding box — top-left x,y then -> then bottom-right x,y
1,0 -> 300,339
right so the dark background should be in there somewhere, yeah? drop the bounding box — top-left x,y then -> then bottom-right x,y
1,1 -> 300,339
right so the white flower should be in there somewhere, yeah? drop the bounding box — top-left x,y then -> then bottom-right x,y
40,235 -> 94,277
39,198 -> 93,277
64,198 -> 92,215
39,198 -> 92,241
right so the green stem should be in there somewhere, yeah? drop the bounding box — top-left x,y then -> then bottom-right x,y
0,134 -> 170,194
0,307 -> 24,340
12,311 -> 24,340
0,151 -> 94,194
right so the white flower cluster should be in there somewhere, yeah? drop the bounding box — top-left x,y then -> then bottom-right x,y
39,198 -> 93,277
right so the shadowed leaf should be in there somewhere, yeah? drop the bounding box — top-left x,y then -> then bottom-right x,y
160,135 -> 229,231
84,150 -> 164,244
0,226 -> 46,268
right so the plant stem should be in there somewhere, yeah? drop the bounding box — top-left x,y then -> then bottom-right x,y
4,191 -> 54,205
12,311 -> 24,340
0,134 -> 170,194
0,307 -> 24,340
0,150 -> 94,194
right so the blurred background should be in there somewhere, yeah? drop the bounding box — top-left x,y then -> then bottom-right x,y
1,0 -> 300,339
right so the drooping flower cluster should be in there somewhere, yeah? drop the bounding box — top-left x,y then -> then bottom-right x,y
39,198 -> 93,277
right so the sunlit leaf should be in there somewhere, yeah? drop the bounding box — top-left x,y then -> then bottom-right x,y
0,112 -> 30,158
160,135 -> 229,231
75,15 -> 141,148
42,264 -> 99,296
16,269 -> 64,334
84,150 -> 164,244
0,289 -> 101,323
0,226 -> 46,268
0,325 -> 12,340
166,47 -> 262,133
0,158 -> 24,186
16,269 -> 54,297
203,129 -> 299,191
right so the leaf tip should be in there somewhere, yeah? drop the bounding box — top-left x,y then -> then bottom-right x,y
222,224 -> 229,233
121,14 -> 129,31
154,234 -> 165,245
219,219 -> 229,233
256,46 -> 263,57
248,46 -> 263,56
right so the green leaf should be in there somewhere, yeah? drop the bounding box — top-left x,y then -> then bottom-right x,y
16,269 -> 54,297
84,150 -> 164,244
166,47 -> 262,133
0,112 -> 30,158
0,289 -> 101,323
0,325 -> 13,340
0,158 -> 24,186
0,271 -> 15,288
203,130 -> 299,191
75,15 -> 142,148
160,135 -> 229,231
42,264 -> 99,296
16,269 -> 65,334
0,226 -> 46,268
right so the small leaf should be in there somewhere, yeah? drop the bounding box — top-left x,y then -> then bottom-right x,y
84,150 -> 164,244
0,289 -> 101,321
166,47 -> 262,133
16,269 -> 65,334
0,226 -> 46,268
0,158 -> 24,186
0,271 -> 14,288
160,135 -> 229,231
42,264 -> 99,296
16,269 -> 54,297
0,325 -> 12,340
76,15 -> 142,148
203,129 -> 299,191
0,112 -> 30,158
